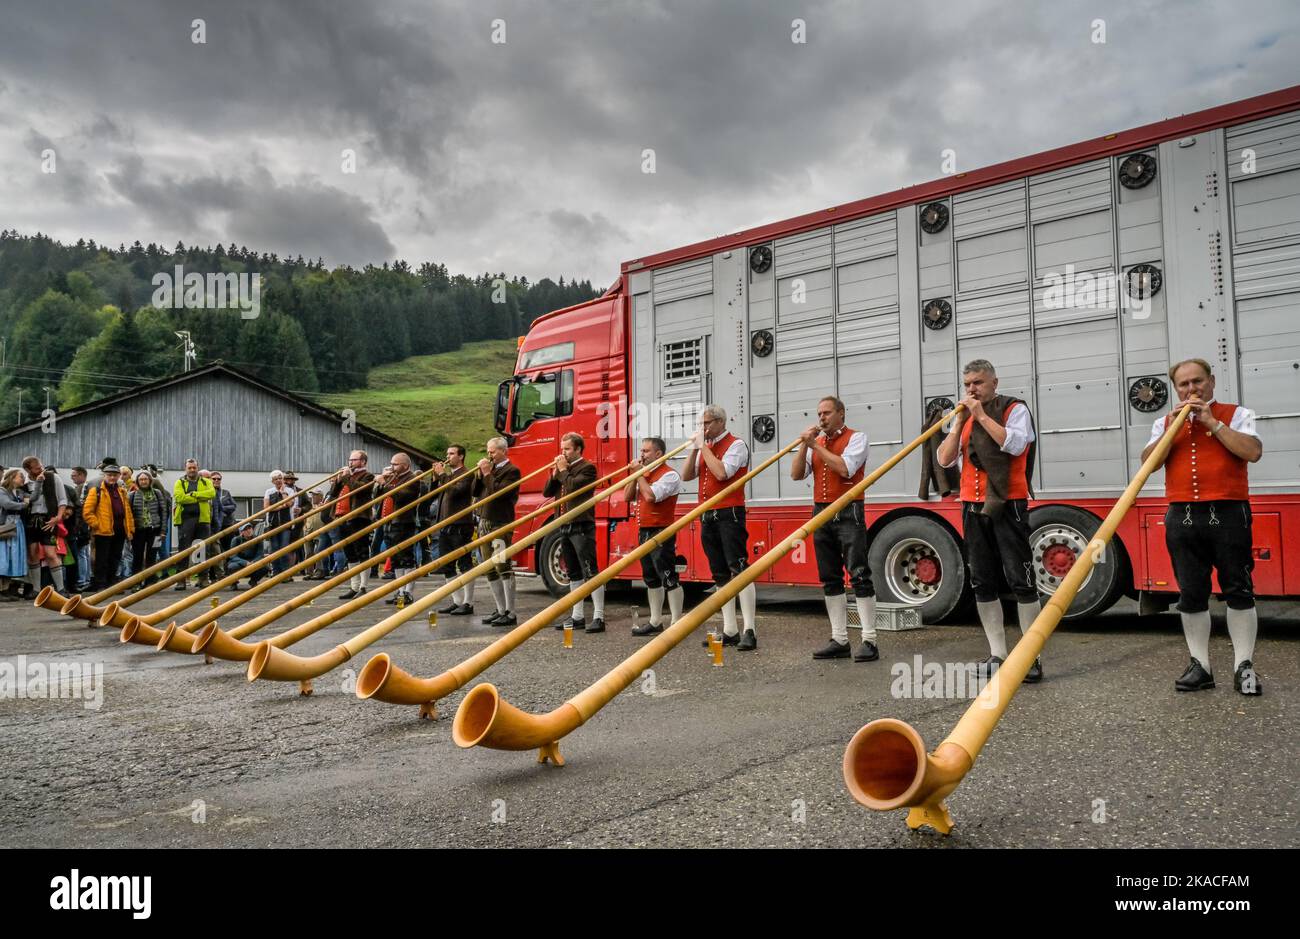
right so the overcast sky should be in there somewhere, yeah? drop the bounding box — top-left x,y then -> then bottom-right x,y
1,0 -> 1296,286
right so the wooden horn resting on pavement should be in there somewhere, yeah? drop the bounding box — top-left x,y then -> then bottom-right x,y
245,444 -> 690,692
149,466 -> 476,654
183,462 -> 551,660
452,408 -> 966,767
358,438 -> 800,718
841,403 -> 1193,834
111,468 -> 436,645
52,469 -> 354,622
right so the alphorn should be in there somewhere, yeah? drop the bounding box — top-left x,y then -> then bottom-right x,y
50,470 -> 363,622
71,469 -> 344,608
178,463 -> 551,660
146,465 -> 488,654
452,409 -> 965,766
245,444 -> 691,693
107,467 -> 436,642
841,402 -> 1192,834
358,437 -> 803,718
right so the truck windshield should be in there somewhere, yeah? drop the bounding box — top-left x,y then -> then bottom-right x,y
511,369 -> 574,432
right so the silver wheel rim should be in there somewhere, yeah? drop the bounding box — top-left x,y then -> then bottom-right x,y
1031,524 -> 1096,596
548,539 -> 571,588
882,536 -> 943,605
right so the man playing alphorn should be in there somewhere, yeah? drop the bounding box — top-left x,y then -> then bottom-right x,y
791,396 -> 877,662
433,445 -> 477,616
469,437 -> 522,627
547,432 -> 605,633
1141,358 -> 1264,695
682,405 -> 758,652
936,359 -> 1043,682
622,436 -> 683,637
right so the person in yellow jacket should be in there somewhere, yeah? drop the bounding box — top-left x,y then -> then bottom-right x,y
82,464 -> 135,591
171,458 -> 215,590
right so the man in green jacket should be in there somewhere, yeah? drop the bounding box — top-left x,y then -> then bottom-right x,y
171,458 -> 215,590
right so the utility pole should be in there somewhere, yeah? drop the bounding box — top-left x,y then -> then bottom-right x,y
16,388 -> 24,424
175,331 -> 196,372
43,386 -> 51,412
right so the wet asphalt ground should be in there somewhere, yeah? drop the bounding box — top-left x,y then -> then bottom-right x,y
0,574 -> 1294,849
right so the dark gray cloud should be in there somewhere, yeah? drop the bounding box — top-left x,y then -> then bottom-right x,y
1,0 -> 1297,281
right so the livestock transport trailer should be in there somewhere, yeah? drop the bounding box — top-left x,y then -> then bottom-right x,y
494,84 -> 1300,621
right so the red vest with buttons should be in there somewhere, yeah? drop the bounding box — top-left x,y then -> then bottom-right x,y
959,404 -> 1030,503
698,432 -> 747,509
812,426 -> 865,503
637,463 -> 679,528
1163,402 -> 1249,502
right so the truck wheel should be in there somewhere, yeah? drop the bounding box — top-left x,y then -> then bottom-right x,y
1028,505 -> 1126,620
868,516 -> 969,624
537,530 -> 571,598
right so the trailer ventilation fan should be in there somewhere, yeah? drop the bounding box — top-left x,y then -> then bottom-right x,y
925,397 -> 955,421
750,329 -> 774,358
749,245 -> 773,274
1118,153 -> 1157,189
919,202 -> 949,234
752,414 -> 776,443
1127,377 -> 1168,413
1126,263 -> 1162,299
922,298 -> 952,330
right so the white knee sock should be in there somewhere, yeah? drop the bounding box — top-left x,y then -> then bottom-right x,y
350,572 -> 361,592
647,586 -> 665,625
667,585 -> 684,623
825,593 -> 849,645
503,575 -> 516,613
721,596 -> 738,637
1225,607 -> 1257,669
1180,610 -> 1212,669
738,582 -> 757,634
977,600 -> 1007,659
50,565 -> 65,591
568,578 -> 586,620
463,578 -> 475,606
591,583 -> 605,619
359,568 -> 370,590
1017,601 -> 1041,638
856,595 -> 877,643
488,578 -> 507,615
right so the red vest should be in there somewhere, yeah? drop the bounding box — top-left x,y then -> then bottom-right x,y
637,463 -> 679,528
698,432 -> 747,509
1163,402 -> 1249,502
811,426 -> 865,503
959,403 -> 1030,503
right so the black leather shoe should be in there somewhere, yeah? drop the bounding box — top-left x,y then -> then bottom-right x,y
384,593 -> 399,604
482,611 -> 506,626
702,631 -> 741,647
492,612 -> 518,628
976,656 -> 1004,681
556,617 -> 584,631
585,617 -> 605,634
812,639 -> 850,659
449,603 -> 473,616
339,588 -> 359,600
437,601 -> 459,614
173,583 -> 187,591
853,640 -> 879,662
736,629 -> 757,652
1024,658 -> 1043,683
1175,657 -> 1215,692
1233,660 -> 1262,695
631,622 -> 663,636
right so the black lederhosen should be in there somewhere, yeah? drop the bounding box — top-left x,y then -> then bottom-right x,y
476,518 -> 514,581
340,514 -> 374,564
558,520 -> 600,582
1165,500 -> 1255,613
25,512 -> 56,548
962,498 -> 1038,604
700,506 -> 749,587
438,523 -> 476,575
812,500 -> 873,597
638,526 -> 679,590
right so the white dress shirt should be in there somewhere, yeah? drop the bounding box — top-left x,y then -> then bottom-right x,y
649,468 -> 682,502
799,427 -> 869,479
940,402 -> 1035,471
697,436 -> 749,478
1146,402 -> 1259,447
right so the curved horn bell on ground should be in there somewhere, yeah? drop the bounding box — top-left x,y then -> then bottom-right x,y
33,586 -> 72,613
453,411 -> 964,766
841,404 -> 1192,834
